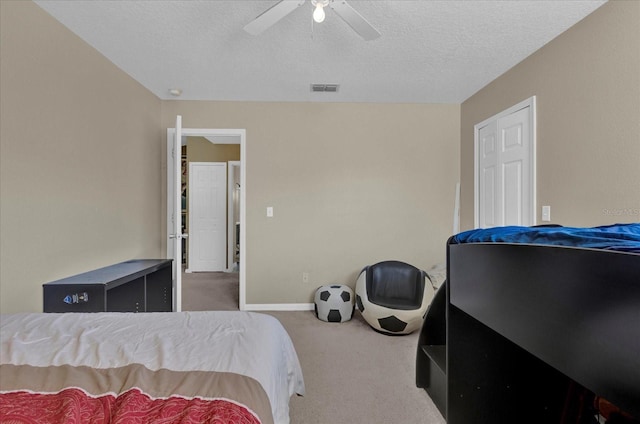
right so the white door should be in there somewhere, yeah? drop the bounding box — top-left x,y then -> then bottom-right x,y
478,121 -> 498,228
475,97 -> 536,228
188,162 -> 227,272
169,115 -> 183,311
499,107 -> 532,225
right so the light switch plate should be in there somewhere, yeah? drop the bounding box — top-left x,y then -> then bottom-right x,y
542,205 -> 551,222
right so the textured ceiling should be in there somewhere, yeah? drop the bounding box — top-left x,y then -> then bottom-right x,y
34,0 -> 607,104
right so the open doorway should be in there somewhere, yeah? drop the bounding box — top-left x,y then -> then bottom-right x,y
167,127 -> 246,311
183,138 -> 239,272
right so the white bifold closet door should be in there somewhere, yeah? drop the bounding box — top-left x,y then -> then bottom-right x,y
476,99 -> 535,228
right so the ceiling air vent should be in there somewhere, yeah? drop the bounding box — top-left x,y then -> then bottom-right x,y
311,84 -> 340,93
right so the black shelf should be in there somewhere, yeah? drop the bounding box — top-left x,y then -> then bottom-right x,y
421,345 -> 446,372
416,281 -> 447,418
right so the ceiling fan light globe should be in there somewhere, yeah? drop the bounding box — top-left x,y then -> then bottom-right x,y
313,4 -> 325,23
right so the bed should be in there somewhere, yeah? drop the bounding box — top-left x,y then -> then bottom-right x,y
0,311 -> 305,424
417,223 -> 640,423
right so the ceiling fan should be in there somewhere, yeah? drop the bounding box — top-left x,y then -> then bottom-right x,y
243,0 -> 381,41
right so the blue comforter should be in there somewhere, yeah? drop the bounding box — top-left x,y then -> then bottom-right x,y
453,223 -> 640,253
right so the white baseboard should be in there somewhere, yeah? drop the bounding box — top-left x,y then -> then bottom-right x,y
243,303 -> 314,312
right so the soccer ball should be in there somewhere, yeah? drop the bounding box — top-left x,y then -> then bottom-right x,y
314,285 -> 354,323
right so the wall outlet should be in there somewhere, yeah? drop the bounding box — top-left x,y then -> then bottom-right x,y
302,272 -> 309,283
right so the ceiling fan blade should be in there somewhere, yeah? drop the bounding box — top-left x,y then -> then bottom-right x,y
329,0 -> 381,41
243,0 -> 306,36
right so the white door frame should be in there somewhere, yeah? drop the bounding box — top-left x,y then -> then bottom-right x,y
473,96 -> 536,228
167,128 -> 247,311
227,161 -> 241,272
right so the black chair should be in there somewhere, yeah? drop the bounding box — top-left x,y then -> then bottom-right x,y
355,261 -> 435,335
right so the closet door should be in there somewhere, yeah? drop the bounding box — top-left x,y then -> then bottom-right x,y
477,121 -> 499,228
475,97 -> 536,228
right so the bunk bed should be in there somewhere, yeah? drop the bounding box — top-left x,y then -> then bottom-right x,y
417,223 -> 640,423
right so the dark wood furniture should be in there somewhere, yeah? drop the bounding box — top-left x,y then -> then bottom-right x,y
43,259 -> 173,313
416,280 -> 447,418
417,241 -> 640,423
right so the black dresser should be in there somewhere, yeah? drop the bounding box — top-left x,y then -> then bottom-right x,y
43,259 -> 173,313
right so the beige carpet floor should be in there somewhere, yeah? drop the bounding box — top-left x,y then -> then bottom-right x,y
182,272 -> 445,424
181,271 -> 240,311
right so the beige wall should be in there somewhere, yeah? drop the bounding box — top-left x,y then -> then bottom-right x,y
6,0 -> 632,312
0,1 -> 163,313
0,1 -> 459,311
161,102 -> 460,304
187,137 -> 240,163
460,0 -> 640,230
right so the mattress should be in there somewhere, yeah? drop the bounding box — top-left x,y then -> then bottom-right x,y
0,311 -> 305,424
452,223 -> 640,252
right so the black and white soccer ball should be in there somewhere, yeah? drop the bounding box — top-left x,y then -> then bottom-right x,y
314,285 -> 354,323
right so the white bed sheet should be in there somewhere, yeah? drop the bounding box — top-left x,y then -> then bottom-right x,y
0,311 -> 305,424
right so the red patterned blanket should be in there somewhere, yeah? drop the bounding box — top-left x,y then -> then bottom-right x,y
0,364 -> 269,424
1,388 -> 260,424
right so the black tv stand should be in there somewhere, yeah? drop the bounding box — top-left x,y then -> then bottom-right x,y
43,259 -> 173,313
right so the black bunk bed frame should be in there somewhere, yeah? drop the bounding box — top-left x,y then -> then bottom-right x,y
417,239 -> 640,423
